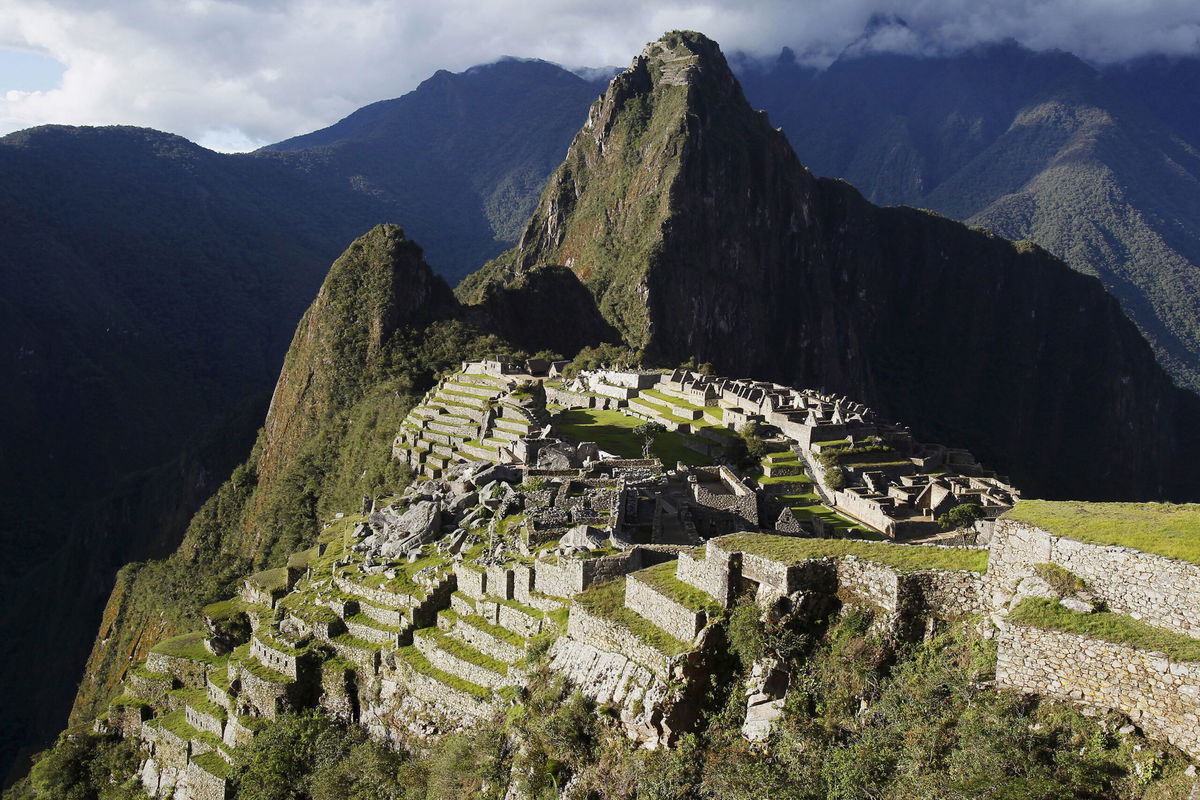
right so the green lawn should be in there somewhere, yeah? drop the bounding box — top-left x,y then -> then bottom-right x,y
1009,598 -> 1200,661
574,577 -> 692,656
151,631 -> 217,664
717,533 -> 988,573
551,408 -> 712,466
1004,501 -> 1200,564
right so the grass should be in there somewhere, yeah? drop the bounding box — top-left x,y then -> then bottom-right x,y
158,709 -> 202,742
172,687 -> 227,722
640,388 -> 705,412
1009,598 -> 1200,661
191,750 -> 231,778
202,597 -> 247,622
1005,501 -> 1200,564
718,533 -> 989,573
151,631 -> 218,664
757,473 -> 812,487
631,561 -> 721,613
247,566 -> 289,593
551,408 -> 712,466
453,611 -> 527,648
110,693 -> 149,709
396,645 -> 493,700
574,577 -> 692,656
416,628 -> 510,673
129,663 -> 172,682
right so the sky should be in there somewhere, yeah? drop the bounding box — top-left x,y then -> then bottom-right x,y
1,0 -> 1199,153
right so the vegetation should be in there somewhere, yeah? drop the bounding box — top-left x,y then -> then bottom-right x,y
1032,563 -> 1088,597
939,502 -> 984,530
633,421 -> 668,459
1005,501 -> 1200,564
718,533 -> 990,573
552,408 -> 710,466
574,577 -> 693,656
1010,598 -> 1200,662
20,609 -> 1199,800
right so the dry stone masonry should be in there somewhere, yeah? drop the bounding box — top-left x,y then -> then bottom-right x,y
101,362 -> 1200,798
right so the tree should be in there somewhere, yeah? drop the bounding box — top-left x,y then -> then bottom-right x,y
938,503 -> 984,530
633,422 -> 667,459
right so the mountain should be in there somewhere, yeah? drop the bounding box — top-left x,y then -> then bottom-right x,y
736,43 -> 1200,391
0,123 -> 395,782
63,224 -> 497,728
260,58 -> 601,282
461,31 -> 1200,502
0,60 -> 598,781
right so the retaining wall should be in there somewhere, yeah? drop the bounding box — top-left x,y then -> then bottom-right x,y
991,519 -> 1200,637
997,622 -> 1200,759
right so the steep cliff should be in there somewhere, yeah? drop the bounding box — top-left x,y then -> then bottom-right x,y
67,225 -> 501,726
460,31 -> 1200,502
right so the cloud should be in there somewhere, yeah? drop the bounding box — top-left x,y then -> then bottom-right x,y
1,0 -> 1197,151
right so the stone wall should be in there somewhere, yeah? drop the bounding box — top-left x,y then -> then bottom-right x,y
836,556 -> 902,610
186,760 -> 228,800
234,664 -> 289,720
455,563 -> 488,600
567,605 -> 673,680
676,546 -> 737,606
997,621 -> 1200,759
146,652 -> 208,690
625,574 -> 706,643
534,551 -> 642,598
991,519 -> 1200,637
909,570 -> 990,619
251,638 -> 301,680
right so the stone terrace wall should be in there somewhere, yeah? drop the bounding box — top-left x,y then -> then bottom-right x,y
997,622 -> 1200,759
676,546 -> 737,606
991,519 -> 1200,637
836,556 -> 901,610
908,570 -> 990,619
625,574 -> 706,643
567,605 -> 673,680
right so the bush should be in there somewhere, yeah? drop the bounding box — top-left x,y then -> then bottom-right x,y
938,503 -> 984,530
824,465 -> 848,491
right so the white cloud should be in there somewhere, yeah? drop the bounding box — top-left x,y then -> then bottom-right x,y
0,0 -> 1197,151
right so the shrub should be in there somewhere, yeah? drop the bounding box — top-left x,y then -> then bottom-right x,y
938,503 -> 984,530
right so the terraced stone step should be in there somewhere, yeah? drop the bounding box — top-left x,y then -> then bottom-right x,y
480,595 -> 546,637
489,428 -> 522,442
494,417 -> 530,433
412,628 -> 514,690
395,645 -> 493,702
345,612 -> 409,647
438,609 -> 526,662
443,381 -> 504,398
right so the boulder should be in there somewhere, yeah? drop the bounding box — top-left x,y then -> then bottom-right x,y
559,525 -> 607,551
